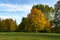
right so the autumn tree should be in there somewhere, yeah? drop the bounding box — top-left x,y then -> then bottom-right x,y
18,8 -> 51,32
0,18 -> 17,32
6,19 -> 17,32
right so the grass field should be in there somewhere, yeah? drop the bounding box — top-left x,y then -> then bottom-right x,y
0,32 -> 60,40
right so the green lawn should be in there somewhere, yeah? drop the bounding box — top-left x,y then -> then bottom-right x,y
0,32 -> 60,40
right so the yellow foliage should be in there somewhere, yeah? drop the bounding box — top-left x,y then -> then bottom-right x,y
27,8 -> 51,31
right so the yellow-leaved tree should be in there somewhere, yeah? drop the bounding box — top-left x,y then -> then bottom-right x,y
27,8 -> 51,32
19,8 -> 51,32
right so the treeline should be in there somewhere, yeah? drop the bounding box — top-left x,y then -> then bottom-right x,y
0,1 -> 60,33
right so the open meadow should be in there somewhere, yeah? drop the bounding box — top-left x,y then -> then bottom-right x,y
0,32 -> 60,40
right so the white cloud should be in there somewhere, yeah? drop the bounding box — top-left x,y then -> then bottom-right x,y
0,3 -> 32,12
0,15 -> 19,19
0,15 -> 22,24
0,3 -> 33,24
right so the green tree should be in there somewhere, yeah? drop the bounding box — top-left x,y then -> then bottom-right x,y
18,17 -> 27,32
52,1 -> 60,33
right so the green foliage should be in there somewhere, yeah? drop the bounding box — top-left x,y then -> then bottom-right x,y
33,4 -> 54,20
33,4 -> 45,13
51,1 -> 60,33
18,17 -> 27,32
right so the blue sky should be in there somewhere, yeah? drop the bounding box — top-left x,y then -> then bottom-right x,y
0,0 -> 58,24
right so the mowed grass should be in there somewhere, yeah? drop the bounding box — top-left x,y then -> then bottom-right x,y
0,32 -> 60,40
